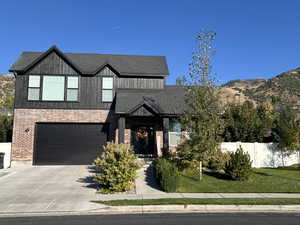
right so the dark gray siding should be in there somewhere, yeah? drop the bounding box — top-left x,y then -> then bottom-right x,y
15,54 -> 165,109
116,77 -> 164,89
26,52 -> 78,75
14,75 -> 113,109
131,105 -> 156,116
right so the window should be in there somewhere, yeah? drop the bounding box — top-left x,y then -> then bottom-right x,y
102,77 -> 113,102
67,76 -> 79,101
42,76 -> 65,101
28,75 -> 40,100
169,120 -> 182,146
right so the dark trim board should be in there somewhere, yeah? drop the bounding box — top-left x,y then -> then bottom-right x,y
33,122 -> 109,165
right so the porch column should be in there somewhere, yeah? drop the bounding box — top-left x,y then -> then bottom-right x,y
118,116 -> 125,144
163,117 -> 169,151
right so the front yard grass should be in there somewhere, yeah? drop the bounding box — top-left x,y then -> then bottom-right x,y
93,198 -> 300,206
176,168 -> 300,193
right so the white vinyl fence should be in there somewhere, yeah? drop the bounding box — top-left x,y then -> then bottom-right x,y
0,143 -> 11,169
221,142 -> 300,168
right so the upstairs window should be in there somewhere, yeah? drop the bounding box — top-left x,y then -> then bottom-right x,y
28,75 -> 40,101
67,76 -> 79,101
42,76 -> 65,101
169,119 -> 182,147
102,77 -> 113,102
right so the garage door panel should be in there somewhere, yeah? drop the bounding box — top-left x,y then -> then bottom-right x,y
34,123 -> 108,165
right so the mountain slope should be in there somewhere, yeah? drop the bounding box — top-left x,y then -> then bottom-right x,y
221,68 -> 300,106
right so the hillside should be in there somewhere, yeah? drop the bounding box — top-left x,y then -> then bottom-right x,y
220,68 -> 300,106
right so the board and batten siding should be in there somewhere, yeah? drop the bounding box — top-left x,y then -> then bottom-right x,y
116,77 -> 164,89
26,52 -> 78,75
15,53 -> 165,109
14,75 -> 113,109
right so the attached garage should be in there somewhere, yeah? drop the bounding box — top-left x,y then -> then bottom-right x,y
33,123 -> 109,165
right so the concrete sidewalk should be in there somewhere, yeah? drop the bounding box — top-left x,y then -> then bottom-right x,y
97,193 -> 300,201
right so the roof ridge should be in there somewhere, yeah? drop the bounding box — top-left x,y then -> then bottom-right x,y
21,51 -> 165,58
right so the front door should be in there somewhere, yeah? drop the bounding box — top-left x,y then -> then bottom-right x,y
131,126 -> 155,156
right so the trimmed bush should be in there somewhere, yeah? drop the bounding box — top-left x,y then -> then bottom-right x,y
224,146 -> 252,181
154,158 -> 179,192
208,151 -> 231,171
93,142 -> 140,194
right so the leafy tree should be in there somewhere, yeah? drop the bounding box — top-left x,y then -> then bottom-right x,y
177,31 -> 223,169
272,107 -> 300,166
222,101 -> 274,142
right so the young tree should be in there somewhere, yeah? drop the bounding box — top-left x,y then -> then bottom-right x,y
177,31 -> 223,169
272,107 -> 300,166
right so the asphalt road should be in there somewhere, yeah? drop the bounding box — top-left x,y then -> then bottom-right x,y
0,213 -> 300,225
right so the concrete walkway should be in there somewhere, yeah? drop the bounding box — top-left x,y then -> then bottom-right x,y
135,161 -> 164,194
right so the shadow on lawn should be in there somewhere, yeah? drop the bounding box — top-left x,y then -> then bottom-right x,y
181,170 -> 231,181
203,171 -> 232,180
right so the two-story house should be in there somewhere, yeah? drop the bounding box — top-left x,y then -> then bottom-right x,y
9,46 -> 185,166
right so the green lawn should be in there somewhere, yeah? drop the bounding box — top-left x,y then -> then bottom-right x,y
176,168 -> 300,193
93,198 -> 300,206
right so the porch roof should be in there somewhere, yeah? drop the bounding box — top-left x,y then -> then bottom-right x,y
115,86 -> 186,116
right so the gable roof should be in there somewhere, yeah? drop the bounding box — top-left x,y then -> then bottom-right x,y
9,45 -> 169,76
115,86 -> 186,115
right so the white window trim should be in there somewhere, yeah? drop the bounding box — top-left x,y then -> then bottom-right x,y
102,76 -> 114,102
169,131 -> 182,147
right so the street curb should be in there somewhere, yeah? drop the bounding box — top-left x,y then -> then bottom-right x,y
92,204 -> 300,214
1,204 -> 300,217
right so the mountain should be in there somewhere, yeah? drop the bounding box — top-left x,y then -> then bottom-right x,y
220,67 -> 300,106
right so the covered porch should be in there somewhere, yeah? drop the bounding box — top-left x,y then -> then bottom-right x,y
114,87 -> 185,157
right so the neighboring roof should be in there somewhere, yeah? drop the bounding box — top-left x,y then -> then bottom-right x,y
115,85 -> 186,115
9,45 -> 169,76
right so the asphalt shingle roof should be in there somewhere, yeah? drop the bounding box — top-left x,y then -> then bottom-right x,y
115,86 -> 186,115
9,46 -> 169,76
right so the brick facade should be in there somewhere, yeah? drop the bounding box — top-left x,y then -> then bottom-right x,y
12,109 -> 115,162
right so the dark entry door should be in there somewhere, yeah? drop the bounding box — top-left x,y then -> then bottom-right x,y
131,126 -> 155,155
34,123 -> 108,165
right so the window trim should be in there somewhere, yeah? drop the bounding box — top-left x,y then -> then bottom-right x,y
169,131 -> 182,147
42,75 -> 65,101
27,75 -> 41,101
66,76 -> 80,102
27,75 -> 80,102
168,119 -> 182,147
101,76 -> 114,103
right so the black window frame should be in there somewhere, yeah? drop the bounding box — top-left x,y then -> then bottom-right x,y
27,75 -> 80,102
101,76 -> 114,103
27,75 -> 41,101
66,76 -> 80,102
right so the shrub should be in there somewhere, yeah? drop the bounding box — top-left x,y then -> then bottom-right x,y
93,142 -> 141,194
224,146 -> 252,181
208,151 -> 231,171
176,140 -> 201,170
0,115 -> 13,142
154,158 -> 179,192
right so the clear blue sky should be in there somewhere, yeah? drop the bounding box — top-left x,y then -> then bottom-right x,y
1,0 -> 300,85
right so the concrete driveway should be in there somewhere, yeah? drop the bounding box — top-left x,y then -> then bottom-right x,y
0,166 -> 107,213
